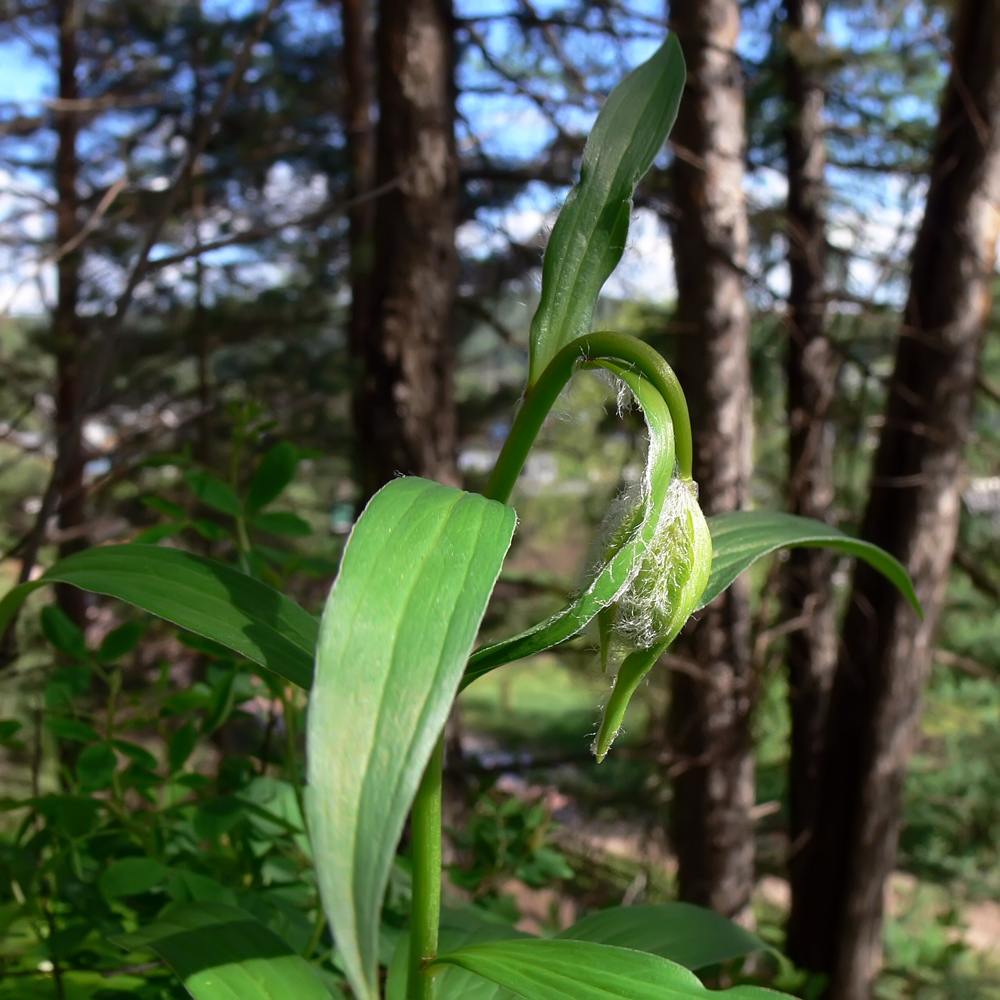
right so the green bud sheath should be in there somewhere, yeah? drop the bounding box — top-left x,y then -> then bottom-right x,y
594,476 -> 712,761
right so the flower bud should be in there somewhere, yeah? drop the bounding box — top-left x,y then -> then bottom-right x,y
593,475 -> 712,760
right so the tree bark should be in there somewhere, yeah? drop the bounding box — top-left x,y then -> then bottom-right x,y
788,1 -> 1000,995
341,0 -> 377,480
666,0 -> 756,923
779,0 -> 840,930
353,0 -> 460,499
53,0 -> 87,627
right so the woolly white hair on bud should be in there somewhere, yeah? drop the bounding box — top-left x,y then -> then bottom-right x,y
611,476 -> 705,650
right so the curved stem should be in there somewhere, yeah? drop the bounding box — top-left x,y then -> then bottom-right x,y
406,736 -> 444,1000
484,331 -> 692,504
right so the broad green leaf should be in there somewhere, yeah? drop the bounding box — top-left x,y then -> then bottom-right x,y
169,721 -> 199,774
434,939 -> 787,1000
528,35 -> 685,384
31,794 -> 102,838
186,470 -> 243,518
246,441 -> 299,514
698,511 -> 922,616
464,366 -> 674,688
113,901 -> 330,1000
45,717 -> 100,742
98,620 -> 145,661
387,908 -> 525,1000
558,903 -> 765,971
40,604 -> 88,659
99,858 -> 169,899
307,477 -> 516,1000
165,871 -> 238,906
0,545 -> 318,690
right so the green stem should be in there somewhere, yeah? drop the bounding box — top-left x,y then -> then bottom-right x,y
406,736 -> 444,1000
484,331 -> 692,504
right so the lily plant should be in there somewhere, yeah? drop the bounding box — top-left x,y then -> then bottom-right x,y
0,34 -> 920,1000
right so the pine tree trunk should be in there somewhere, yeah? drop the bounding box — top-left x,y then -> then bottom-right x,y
53,0 -> 87,627
353,0 -> 459,499
780,0 -> 840,927
666,0 -> 756,923
341,0 -> 377,484
788,1 -> 1000,994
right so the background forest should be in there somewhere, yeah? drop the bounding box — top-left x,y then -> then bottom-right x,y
0,1 -> 998,999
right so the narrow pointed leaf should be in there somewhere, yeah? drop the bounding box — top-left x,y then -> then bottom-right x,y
112,901 -> 330,1000
0,545 -> 318,689
307,477 -> 516,1000
464,366 -> 673,688
558,903 -> 765,971
528,35 -> 685,383
434,939 -> 788,1000
698,511 -> 922,616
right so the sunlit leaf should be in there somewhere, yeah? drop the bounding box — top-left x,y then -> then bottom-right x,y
528,35 -> 685,383
434,939 -> 787,1000
699,511 -> 922,616
307,477 -> 516,1000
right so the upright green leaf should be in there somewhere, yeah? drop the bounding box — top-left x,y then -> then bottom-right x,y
113,902 -> 330,1000
699,511 -> 922,615
0,546 -> 318,689
40,604 -> 88,659
307,477 -> 516,1000
246,441 -> 299,514
528,35 -> 685,383
434,939 -> 787,1000
558,903 -> 765,971
186,470 -> 243,518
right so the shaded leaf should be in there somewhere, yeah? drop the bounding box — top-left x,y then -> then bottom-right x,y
558,903 -> 766,971
98,620 -> 145,661
247,442 -> 299,514
113,739 -> 158,770
186,470 -> 243,518
45,717 -> 100,743
143,495 -> 187,520
169,721 -> 199,774
252,511 -> 313,537
307,478 -> 516,1000
40,604 -> 88,659
77,742 -> 117,791
113,901 -> 330,1000
99,858 -> 170,899
134,522 -> 187,544
0,545 -> 318,690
